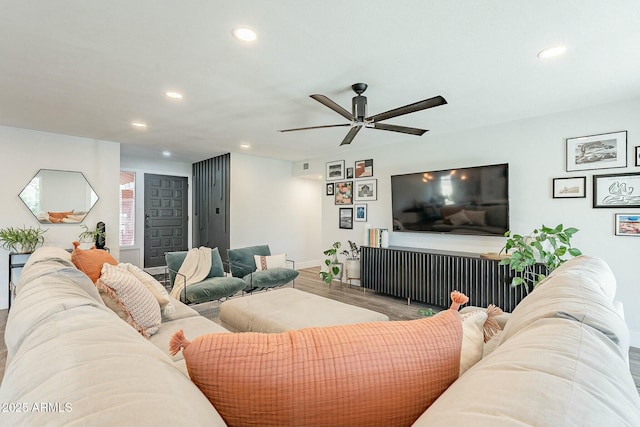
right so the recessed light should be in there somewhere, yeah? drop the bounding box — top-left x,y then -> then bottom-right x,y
162,151 -> 171,157
232,27 -> 257,42
166,91 -> 183,99
240,143 -> 251,149
537,45 -> 567,59
131,121 -> 147,128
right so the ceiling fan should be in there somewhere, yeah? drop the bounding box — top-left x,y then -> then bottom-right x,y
279,83 -> 447,146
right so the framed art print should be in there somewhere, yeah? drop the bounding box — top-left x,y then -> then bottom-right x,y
615,214 -> 640,236
355,159 -> 374,178
593,172 -> 640,208
566,130 -> 627,172
346,167 -> 354,179
552,177 -> 586,198
326,160 -> 345,181
339,208 -> 353,229
354,203 -> 367,222
326,183 -> 334,196
354,179 -> 377,201
334,181 -> 353,205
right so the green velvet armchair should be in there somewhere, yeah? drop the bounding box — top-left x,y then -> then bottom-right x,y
165,247 -> 246,304
227,244 -> 299,292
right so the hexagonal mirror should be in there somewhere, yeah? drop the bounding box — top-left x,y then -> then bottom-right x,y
19,169 -> 99,224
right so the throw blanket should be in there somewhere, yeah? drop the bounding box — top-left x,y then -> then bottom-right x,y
170,247 -> 212,300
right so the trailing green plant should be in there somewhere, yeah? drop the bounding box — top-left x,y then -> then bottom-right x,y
319,241 -> 342,284
499,224 -> 582,293
0,225 -> 47,253
78,224 -> 105,242
340,240 -> 360,260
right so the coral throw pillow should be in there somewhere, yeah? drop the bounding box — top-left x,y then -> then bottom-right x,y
96,263 -> 161,337
170,309 -> 462,427
71,242 -> 117,283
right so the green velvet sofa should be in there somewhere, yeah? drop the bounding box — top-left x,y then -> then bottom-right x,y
227,244 -> 299,292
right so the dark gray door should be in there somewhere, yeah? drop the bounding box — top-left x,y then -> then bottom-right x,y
144,174 -> 188,268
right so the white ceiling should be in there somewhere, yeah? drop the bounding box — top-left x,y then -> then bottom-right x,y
1,1 -> 639,163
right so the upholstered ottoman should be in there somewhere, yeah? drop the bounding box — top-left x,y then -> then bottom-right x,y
219,288 -> 389,332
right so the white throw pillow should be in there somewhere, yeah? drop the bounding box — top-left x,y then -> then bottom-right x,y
119,263 -> 175,316
254,254 -> 286,271
97,263 -> 161,337
459,310 -> 488,376
483,329 -> 504,358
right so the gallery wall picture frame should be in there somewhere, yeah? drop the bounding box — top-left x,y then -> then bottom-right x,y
346,167 -> 354,179
552,177 -> 586,199
615,213 -> 640,236
354,203 -> 367,222
334,181 -> 353,205
593,172 -> 640,208
355,159 -> 374,178
635,146 -> 640,167
354,179 -> 377,201
339,207 -> 353,229
566,130 -> 627,172
326,160 -> 345,181
326,183 -> 334,196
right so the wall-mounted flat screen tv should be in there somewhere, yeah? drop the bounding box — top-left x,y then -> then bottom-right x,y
391,163 -> 509,237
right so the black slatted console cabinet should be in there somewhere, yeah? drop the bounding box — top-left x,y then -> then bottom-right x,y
361,246 -> 546,312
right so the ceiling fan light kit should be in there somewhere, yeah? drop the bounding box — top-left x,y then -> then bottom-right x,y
280,83 -> 447,146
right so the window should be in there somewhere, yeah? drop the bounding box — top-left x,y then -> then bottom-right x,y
119,171 -> 135,246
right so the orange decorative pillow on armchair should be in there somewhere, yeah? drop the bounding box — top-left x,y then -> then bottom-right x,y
170,309 -> 463,427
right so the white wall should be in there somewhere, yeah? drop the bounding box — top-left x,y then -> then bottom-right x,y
119,156 -> 192,268
230,153 -> 322,268
0,126 -> 120,309
312,97 -> 640,345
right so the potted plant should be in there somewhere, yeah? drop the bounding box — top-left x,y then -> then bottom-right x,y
0,225 -> 47,253
319,241 -> 343,285
341,240 -> 361,281
77,224 -> 106,250
499,224 -> 582,294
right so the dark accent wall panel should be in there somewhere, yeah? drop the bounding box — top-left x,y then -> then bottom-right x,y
361,246 -> 545,312
193,154 -> 230,260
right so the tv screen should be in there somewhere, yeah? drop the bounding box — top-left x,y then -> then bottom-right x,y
391,163 -> 509,236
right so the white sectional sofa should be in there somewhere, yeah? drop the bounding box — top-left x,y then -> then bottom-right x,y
1,248 -> 639,426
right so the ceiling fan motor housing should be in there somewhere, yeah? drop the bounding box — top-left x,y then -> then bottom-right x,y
353,95 -> 367,120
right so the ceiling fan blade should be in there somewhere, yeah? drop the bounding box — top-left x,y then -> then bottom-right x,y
279,123 -> 351,132
310,94 -> 354,120
340,126 -> 362,146
367,95 -> 447,123
371,123 -> 428,136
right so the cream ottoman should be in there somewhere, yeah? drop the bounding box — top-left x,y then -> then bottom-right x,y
219,288 -> 389,332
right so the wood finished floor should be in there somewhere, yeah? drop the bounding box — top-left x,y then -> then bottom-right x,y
1,266 -> 640,396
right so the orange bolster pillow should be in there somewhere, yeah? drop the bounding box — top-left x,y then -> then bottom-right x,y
170,309 -> 463,427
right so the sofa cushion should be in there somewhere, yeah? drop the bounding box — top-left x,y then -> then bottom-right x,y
96,263 -> 162,337
243,268 -> 299,290
227,244 -> 271,277
501,256 -> 629,354
171,309 -> 463,427
184,276 -> 247,304
161,296 -> 200,323
71,243 -> 118,283
413,318 -> 640,427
